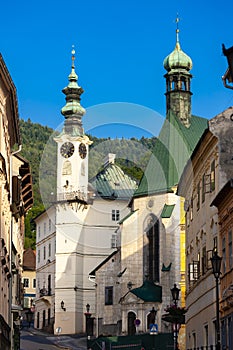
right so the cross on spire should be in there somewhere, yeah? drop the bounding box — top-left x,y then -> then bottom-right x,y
175,14 -> 180,43
71,45 -> 75,68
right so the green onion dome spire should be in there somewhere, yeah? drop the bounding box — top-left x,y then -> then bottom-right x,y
163,17 -> 192,72
61,46 -> 86,135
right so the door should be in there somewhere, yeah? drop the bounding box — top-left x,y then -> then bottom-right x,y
127,312 -> 136,335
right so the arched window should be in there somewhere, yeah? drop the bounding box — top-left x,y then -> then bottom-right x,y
143,215 -> 160,282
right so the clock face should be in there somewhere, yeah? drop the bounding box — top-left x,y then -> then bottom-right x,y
79,143 -> 87,159
60,142 -> 75,158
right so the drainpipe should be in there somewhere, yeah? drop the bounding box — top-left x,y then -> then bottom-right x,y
9,144 -> 22,350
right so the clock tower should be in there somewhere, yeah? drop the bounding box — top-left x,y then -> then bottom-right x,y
54,48 -> 92,202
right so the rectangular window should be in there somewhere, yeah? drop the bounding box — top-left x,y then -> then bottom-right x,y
23,278 -> 29,288
222,237 -> 226,274
105,286 -> 113,305
192,333 -> 196,349
188,261 -> 200,282
202,174 -> 205,203
111,234 -> 117,248
49,219 -> 51,232
44,222 -> 46,235
38,249 -> 40,263
211,160 -> 215,191
38,226 -> 41,238
33,279 -> 36,288
204,324 -> 208,348
202,246 -> 207,275
186,210 -> 190,228
190,197 -> 193,221
197,182 -> 200,210
112,210 -> 120,221
48,243 -> 51,257
44,246 -> 46,260
229,230 -> 232,269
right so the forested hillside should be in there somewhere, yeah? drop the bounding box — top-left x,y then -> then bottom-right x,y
19,119 -> 157,248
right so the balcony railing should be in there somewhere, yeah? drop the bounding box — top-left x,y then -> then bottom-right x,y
50,190 -> 95,205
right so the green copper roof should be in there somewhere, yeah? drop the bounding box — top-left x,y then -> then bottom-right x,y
61,48 -> 85,136
134,111 -> 208,197
131,280 -> 162,302
161,204 -> 175,218
90,162 -> 137,200
163,42 -> 192,72
163,21 -> 192,72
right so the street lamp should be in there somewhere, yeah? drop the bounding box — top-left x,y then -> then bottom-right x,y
171,284 -> 180,350
61,300 -> 66,311
211,251 -> 222,350
171,284 -> 180,306
84,303 -> 92,336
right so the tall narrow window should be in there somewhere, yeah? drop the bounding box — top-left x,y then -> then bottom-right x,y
190,197 -> 193,221
23,278 -> 29,288
202,246 -> 207,275
48,243 -> 51,257
44,246 -> 46,260
105,286 -> 113,305
44,222 -> 46,235
211,160 -> 215,191
48,275 -> 51,296
197,182 -> 201,210
222,237 -> 226,274
144,216 -> 160,282
229,230 -> 232,269
49,219 -> 51,232
204,324 -> 209,349
38,249 -> 40,263
192,333 -> 196,349
202,174 -> 205,203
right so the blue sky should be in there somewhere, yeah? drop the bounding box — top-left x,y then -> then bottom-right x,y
2,0 -> 233,138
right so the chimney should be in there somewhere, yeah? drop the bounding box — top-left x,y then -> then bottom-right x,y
104,153 -> 116,167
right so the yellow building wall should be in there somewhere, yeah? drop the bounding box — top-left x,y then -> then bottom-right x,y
179,196 -> 186,350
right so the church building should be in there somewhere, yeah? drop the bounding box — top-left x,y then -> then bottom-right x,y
91,23 -> 208,347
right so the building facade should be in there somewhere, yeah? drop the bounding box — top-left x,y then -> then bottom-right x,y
212,179 -> 233,349
22,248 -> 36,308
178,107 -> 233,349
34,206 -> 56,331
0,54 -> 33,349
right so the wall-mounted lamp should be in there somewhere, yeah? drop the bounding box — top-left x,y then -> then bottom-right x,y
61,300 -> 66,311
86,303 -> 90,313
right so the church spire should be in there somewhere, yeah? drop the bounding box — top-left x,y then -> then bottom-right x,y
175,15 -> 180,46
61,46 -> 86,135
163,16 -> 193,127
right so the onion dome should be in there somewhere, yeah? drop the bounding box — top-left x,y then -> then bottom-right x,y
61,47 -> 85,135
163,20 -> 192,72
